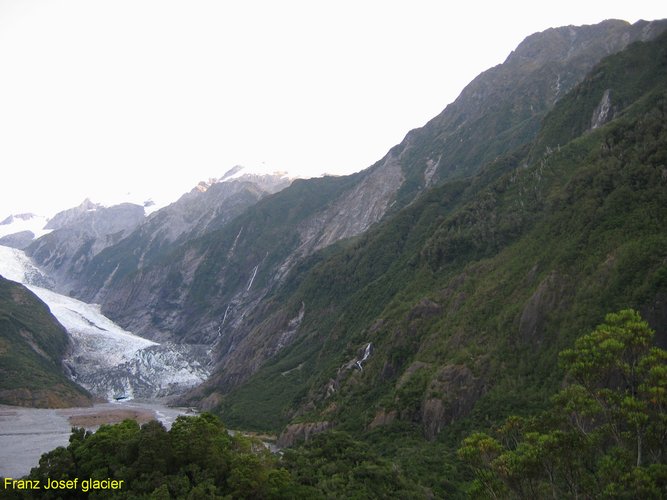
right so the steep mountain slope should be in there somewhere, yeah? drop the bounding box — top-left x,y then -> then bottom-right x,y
386,18 -> 667,207
0,275 -> 92,407
75,19 -> 667,369
74,168 -> 294,305
208,29 -> 667,450
27,199 -> 146,293
93,172 -> 365,342
0,245 -> 210,401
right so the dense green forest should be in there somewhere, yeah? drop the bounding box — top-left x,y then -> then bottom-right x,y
459,310 -> 667,498
0,413 -> 424,498
0,276 -> 92,408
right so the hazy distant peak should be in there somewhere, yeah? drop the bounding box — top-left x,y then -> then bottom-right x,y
219,163 -> 295,183
1,213 -> 40,225
220,165 -> 245,181
189,164 -> 297,195
0,213 -> 51,244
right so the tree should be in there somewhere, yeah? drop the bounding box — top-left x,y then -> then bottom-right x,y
458,309 -> 667,498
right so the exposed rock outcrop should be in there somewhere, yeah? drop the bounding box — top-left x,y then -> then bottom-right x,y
27,200 -> 145,293
421,364 -> 485,441
518,271 -> 571,344
277,421 -> 332,448
591,88 -> 614,129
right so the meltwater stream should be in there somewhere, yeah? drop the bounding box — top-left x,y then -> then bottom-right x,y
0,401 -> 192,478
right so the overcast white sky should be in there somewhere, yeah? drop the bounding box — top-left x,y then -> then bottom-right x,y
0,1 -> 665,218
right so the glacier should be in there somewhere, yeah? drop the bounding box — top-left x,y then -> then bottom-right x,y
0,245 -> 209,400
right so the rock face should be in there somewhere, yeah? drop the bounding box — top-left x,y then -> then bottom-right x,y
27,200 -> 146,293
75,169 -> 293,304
277,421 -> 332,448
518,271 -> 571,344
591,89 -> 614,129
295,154 -> 405,255
389,19 -> 667,204
421,365 -> 485,441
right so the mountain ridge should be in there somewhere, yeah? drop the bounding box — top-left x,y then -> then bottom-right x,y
203,28 -> 667,447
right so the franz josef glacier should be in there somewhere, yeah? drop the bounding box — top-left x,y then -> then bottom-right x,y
0,245 -> 210,400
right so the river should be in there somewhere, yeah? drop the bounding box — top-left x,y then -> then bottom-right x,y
0,400 -> 193,479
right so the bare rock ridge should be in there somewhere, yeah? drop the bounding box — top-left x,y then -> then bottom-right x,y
388,18 -> 667,205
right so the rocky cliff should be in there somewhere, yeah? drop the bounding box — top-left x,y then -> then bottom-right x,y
27,200 -> 146,293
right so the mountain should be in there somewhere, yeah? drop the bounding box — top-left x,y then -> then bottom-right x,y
378,18 -> 667,208
26,199 -> 146,294
1,18 -> 666,496
0,213 -> 50,249
74,19 -> 664,384
0,274 -> 92,407
68,167 -> 294,306
207,27 -> 667,460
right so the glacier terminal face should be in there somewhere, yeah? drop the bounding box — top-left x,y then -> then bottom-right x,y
0,245 -> 210,400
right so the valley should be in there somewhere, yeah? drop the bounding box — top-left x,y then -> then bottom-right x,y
0,18 -> 666,497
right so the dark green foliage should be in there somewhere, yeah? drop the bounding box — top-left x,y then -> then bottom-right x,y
4,413 -> 311,499
0,276 -> 91,407
282,431 -> 424,498
458,310 -> 667,498
0,414 -> 425,499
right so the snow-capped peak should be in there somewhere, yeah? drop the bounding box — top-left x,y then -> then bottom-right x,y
219,163 -> 294,183
187,164 -> 297,196
0,213 -> 51,240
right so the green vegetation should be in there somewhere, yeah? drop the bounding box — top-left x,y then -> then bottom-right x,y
222,29 -> 667,430
0,414 -> 423,499
0,414 -> 299,499
0,276 -> 91,407
458,309 -> 667,498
